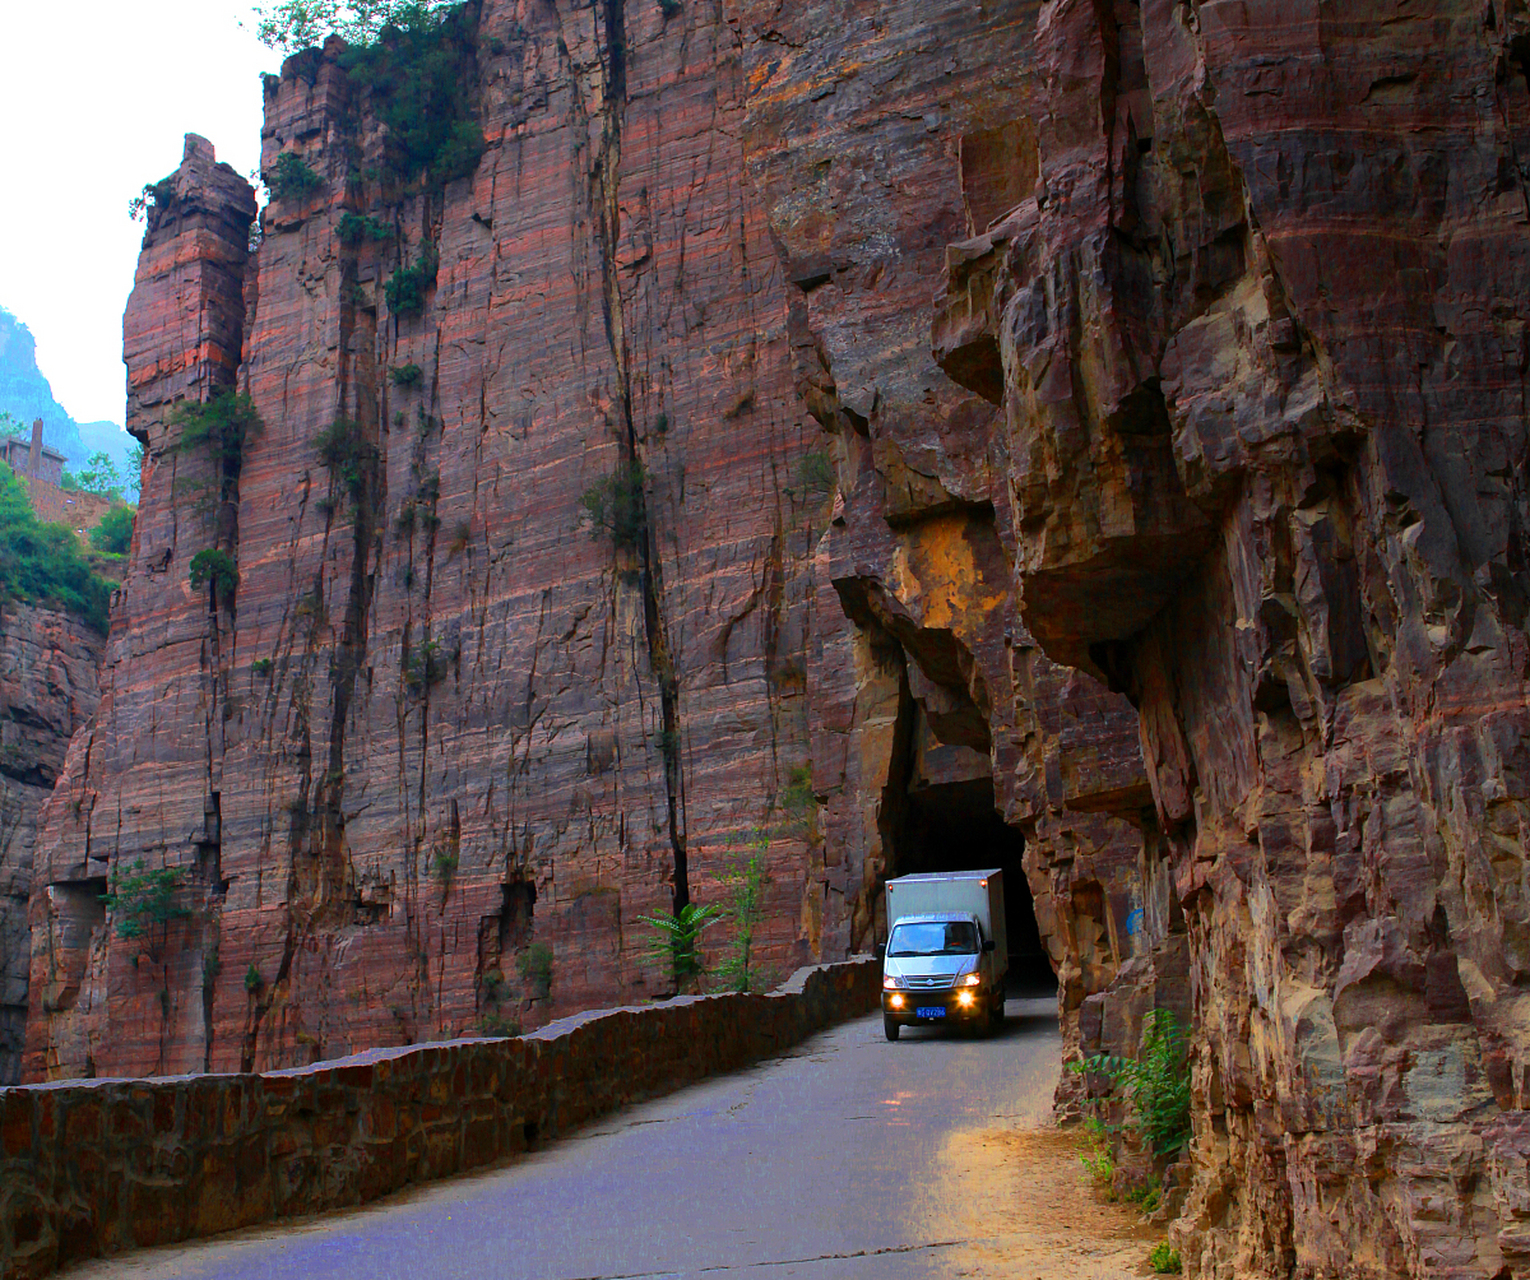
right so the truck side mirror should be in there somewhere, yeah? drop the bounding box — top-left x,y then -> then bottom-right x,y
982,939 -> 996,953
874,943 -> 886,961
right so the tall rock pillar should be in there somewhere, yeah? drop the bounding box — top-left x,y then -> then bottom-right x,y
23,135 -> 255,1080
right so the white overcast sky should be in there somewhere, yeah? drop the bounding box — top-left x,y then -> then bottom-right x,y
0,1 -> 279,425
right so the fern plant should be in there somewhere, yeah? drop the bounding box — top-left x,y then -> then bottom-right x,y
638,902 -> 724,987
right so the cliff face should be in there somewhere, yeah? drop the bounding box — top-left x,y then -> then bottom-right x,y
0,604 -> 101,1083
921,0 -> 1530,1275
27,6 -> 823,1078
22,1 -> 1530,1275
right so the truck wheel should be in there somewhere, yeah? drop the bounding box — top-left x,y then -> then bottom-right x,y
883,1016 -> 900,1042
990,995 -> 1005,1031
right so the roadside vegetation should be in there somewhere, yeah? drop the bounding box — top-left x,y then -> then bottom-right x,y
638,902 -> 723,992
1067,1010 -> 1192,1269
1071,1009 -> 1192,1165
639,767 -> 811,994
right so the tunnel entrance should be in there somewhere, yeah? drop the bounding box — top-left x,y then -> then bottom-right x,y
883,697 -> 1056,994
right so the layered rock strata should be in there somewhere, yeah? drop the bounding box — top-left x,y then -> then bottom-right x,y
0,606 -> 101,1084
728,0 -> 1173,1094
918,1 -> 1530,1275
23,2 -> 1530,1276
27,8 -> 826,1078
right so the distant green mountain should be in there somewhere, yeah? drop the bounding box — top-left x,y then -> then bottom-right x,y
0,307 -> 138,500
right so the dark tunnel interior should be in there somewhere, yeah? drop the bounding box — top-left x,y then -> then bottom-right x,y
887,769 -> 1057,994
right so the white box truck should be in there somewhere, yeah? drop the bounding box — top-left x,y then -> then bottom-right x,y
878,870 -> 1007,1040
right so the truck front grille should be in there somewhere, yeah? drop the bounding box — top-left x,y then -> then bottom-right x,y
904,975 -> 953,990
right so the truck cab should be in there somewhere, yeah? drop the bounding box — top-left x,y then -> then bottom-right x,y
878,871 -> 1007,1041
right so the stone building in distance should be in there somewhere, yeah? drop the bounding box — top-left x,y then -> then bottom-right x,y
0,420 -> 66,487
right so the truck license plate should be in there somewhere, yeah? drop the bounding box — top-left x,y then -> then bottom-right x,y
916,1006 -> 945,1019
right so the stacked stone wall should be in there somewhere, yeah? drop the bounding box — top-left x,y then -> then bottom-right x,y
0,958 -> 876,1279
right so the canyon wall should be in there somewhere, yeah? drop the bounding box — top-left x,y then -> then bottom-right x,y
20,0 -> 1530,1276
0,605 -> 101,1084
26,3 -> 829,1080
918,0 -> 1530,1276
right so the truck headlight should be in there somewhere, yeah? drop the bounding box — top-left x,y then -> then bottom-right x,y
957,972 -> 981,987
883,975 -> 905,990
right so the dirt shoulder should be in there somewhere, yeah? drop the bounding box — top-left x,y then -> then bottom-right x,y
940,1124 -> 1164,1278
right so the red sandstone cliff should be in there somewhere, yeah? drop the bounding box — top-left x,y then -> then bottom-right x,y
917,0 -> 1530,1274
22,2 -> 1530,1276
27,8 -> 824,1078
0,604 -> 101,1084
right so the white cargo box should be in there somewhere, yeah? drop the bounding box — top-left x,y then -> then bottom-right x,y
885,869 -> 1006,973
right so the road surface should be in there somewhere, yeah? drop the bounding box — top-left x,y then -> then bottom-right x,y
68,996 -> 1084,1280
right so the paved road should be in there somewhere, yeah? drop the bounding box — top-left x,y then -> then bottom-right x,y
69,996 -> 1063,1280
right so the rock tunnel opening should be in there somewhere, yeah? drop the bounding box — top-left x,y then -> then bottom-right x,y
879,663 -> 1055,995
896,775 -> 1055,993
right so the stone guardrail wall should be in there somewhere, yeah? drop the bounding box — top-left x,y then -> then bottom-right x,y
1,959 -> 879,1279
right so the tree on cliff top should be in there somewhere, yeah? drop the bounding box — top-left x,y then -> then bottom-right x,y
251,0 -> 452,51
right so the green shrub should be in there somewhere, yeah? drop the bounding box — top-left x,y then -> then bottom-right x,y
1148,1242 -> 1182,1274
638,902 -> 723,988
1078,1116 -> 1115,1191
103,859 -> 189,940
767,763 -> 817,841
170,389 -> 261,474
430,848 -> 459,881
189,548 -> 239,599
312,419 -> 378,503
389,362 -> 423,386
252,657 -> 273,677
245,963 -> 263,993
517,942 -> 554,1000
385,243 -> 438,317
337,6 -> 485,190
477,1013 -> 521,1037
800,448 -> 834,497
0,461 -> 113,631
128,176 -> 176,222
254,0 -> 451,50
1071,1009 -> 1192,1159
580,461 -> 647,550
90,505 -> 135,555
405,636 -> 451,691
336,211 -> 392,244
715,849 -> 770,993
267,151 -> 325,201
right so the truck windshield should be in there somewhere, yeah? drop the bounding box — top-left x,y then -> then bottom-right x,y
887,921 -> 979,957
